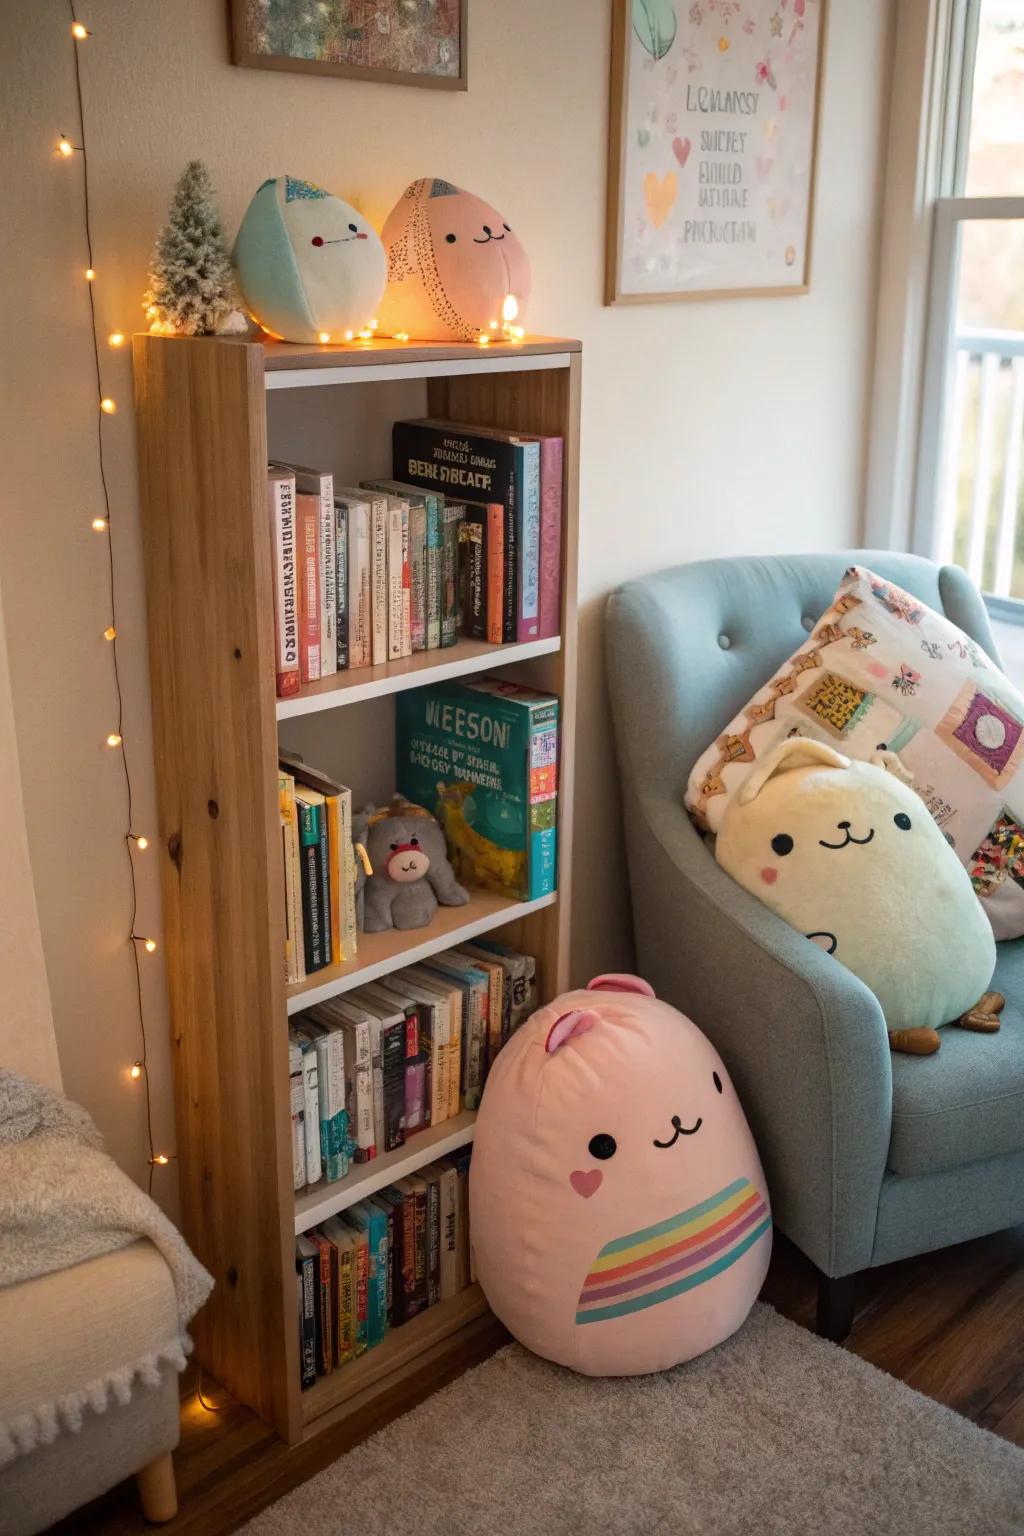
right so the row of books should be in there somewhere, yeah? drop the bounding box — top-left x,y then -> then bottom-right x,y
289,941 -> 537,1192
278,753 -> 357,984
296,1148 -> 472,1388
267,418 -> 563,699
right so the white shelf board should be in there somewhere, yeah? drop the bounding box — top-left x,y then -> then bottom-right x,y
295,1110 -> 477,1233
276,635 -> 560,719
266,350 -> 573,391
286,890 -> 556,1015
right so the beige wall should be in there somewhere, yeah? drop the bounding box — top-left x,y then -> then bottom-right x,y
0,0 -> 892,1204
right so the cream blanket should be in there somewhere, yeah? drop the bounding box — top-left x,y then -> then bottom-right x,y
0,1070 -> 213,1464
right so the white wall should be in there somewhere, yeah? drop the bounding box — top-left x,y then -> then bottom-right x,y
0,0 -> 893,1202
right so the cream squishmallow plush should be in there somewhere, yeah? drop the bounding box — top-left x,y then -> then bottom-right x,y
470,974 -> 771,1376
716,738 -> 1001,1054
378,177 -> 531,342
232,176 -> 386,344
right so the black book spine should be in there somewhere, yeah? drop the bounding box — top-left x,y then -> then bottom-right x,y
381,1019 -> 407,1152
296,1250 -> 316,1388
392,421 -> 516,504
335,503 -> 348,670
459,510 -> 486,640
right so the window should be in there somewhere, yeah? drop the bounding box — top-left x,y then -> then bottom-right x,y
915,1 -> 1024,609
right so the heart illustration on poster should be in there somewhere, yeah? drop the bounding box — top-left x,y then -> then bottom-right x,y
643,171 -> 678,229
672,135 -> 692,168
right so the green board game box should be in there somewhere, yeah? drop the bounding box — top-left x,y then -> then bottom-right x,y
396,678 -> 558,902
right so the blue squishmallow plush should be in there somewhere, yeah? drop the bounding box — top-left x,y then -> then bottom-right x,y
232,176 -> 387,344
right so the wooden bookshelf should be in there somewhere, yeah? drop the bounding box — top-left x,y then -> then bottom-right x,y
133,332 -> 580,1446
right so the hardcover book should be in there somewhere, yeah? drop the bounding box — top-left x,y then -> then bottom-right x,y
295,1237 -> 318,1388
267,468 -> 300,698
283,464 -> 337,678
335,492 -> 371,668
296,492 -> 322,684
396,677 -> 559,902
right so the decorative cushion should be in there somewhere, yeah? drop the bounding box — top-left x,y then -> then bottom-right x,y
378,178 -> 531,342
715,739 -> 996,1032
232,175 -> 387,344
470,974 -> 771,1376
686,564 -> 1024,939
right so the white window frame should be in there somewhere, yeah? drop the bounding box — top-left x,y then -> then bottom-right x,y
866,0 -> 1024,614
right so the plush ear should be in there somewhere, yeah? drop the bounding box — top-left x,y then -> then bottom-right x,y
738,738 -> 850,806
870,748 -> 914,787
545,1008 -> 600,1054
586,973 -> 656,998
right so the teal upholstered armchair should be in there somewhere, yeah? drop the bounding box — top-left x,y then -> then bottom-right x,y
605,551 -> 1024,1339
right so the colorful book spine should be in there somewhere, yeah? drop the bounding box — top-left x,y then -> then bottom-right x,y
267,469 -> 300,698
405,1056 -> 426,1133
339,1016 -> 375,1162
296,795 -> 327,972
515,440 -> 541,642
322,1218 -> 355,1364
425,492 -> 443,648
459,510 -> 486,641
295,1036 -> 322,1186
485,505 -> 504,643
400,502 -> 412,656
313,1029 -> 349,1183
386,503 -> 404,662
316,482 -> 337,676
423,1165 -> 441,1306
438,1162 -> 460,1301
325,795 -> 342,967
349,1201 -> 389,1347
309,1233 -> 334,1374
296,492 -> 321,684
346,1220 -> 369,1355
288,1039 -> 305,1191
279,771 -> 304,985
528,703 -> 559,900
537,436 -> 563,640
334,500 -> 349,670
370,495 -> 388,666
338,494 -> 371,669
441,501 -> 464,646
409,497 -> 427,652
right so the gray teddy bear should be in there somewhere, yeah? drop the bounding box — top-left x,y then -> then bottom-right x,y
354,795 -> 469,933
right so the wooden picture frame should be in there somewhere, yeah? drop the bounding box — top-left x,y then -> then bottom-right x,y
606,0 -> 827,304
230,0 -> 468,91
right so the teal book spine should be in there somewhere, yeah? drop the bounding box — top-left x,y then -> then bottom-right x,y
350,1200 -> 389,1344
528,700 -> 558,899
298,802 -> 326,971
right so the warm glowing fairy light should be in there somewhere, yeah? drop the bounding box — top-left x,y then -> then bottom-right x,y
477,333 -> 490,346
57,136 -> 76,157
106,732 -> 122,747
85,267 -> 95,280
103,625 -> 116,640
393,331 -> 410,342
131,835 -> 149,850
343,329 -> 354,341
132,933 -> 157,953
71,20 -> 89,38
91,516 -> 108,531
501,294 -> 519,323
100,397 -> 116,413
129,1061 -> 143,1079
152,1153 -> 169,1165
318,331 -> 330,344
108,331 -> 125,348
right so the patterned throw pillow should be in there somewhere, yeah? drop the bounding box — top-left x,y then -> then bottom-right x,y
685,565 -> 1024,940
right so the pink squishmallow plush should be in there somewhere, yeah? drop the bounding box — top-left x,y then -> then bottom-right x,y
470,975 -> 771,1376
378,177 -> 531,342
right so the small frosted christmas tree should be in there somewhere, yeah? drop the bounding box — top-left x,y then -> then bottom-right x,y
144,161 -> 245,336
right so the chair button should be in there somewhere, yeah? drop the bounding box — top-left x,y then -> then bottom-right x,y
718,633 -> 732,650
801,615 -> 815,632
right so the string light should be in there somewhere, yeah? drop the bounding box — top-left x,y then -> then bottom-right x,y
317,331 -> 331,344
151,1154 -> 170,1166
129,834 -> 149,850
57,135 -> 78,157
393,330 -> 410,342
103,625 -> 116,640
343,329 -> 354,341
130,932 -> 157,953
91,516 -> 108,531
129,1061 -> 143,1079
99,396 -> 116,413
84,267 -> 95,281
71,19 -> 89,37
477,333 -> 490,346
107,331 -> 124,347
106,732 -> 122,747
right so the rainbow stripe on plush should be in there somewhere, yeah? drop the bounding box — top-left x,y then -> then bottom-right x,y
575,1178 -> 771,1325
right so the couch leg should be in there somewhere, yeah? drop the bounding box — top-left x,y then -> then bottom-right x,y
137,1451 -> 177,1523
816,1271 -> 858,1343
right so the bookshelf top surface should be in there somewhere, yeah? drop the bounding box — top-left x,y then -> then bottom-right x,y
260,334 -> 581,371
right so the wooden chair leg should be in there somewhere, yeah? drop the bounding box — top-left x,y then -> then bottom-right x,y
137,1450 -> 178,1523
816,1270 -> 858,1343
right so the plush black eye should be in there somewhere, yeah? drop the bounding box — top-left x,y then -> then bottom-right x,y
389,841 -> 398,851
348,222 -> 357,233
410,836 -> 419,846
713,1071 -> 723,1094
894,812 -> 912,831
311,236 -> 324,247
588,1133 -> 616,1160
503,222 -> 511,232
771,833 -> 794,857
446,232 -> 456,243
876,742 -> 888,751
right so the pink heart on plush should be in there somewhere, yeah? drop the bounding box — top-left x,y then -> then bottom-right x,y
672,136 -> 692,168
570,1169 -> 603,1199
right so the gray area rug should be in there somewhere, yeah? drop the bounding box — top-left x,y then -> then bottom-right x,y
244,1304 -> 1024,1535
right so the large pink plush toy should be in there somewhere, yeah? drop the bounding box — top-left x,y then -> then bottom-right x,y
470,975 -> 772,1376
378,177 -> 531,342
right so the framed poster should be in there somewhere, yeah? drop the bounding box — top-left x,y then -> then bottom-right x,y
231,0 -> 467,91
606,0 -> 826,302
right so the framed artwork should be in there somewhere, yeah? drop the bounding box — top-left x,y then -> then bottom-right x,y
606,0 -> 826,303
231,0 -> 467,91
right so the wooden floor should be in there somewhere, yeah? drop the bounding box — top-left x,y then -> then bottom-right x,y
58,1225 -> 1024,1535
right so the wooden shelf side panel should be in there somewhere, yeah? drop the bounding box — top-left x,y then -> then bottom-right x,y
427,358 -> 581,995
133,336 -> 298,1438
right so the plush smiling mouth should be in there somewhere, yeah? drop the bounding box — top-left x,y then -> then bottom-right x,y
473,231 -> 505,243
313,235 -> 367,246
653,1114 -> 702,1148
818,823 -> 874,851
399,861 -> 418,873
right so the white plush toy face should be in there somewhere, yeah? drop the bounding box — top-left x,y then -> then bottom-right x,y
233,176 -> 387,344
715,739 -> 995,1030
